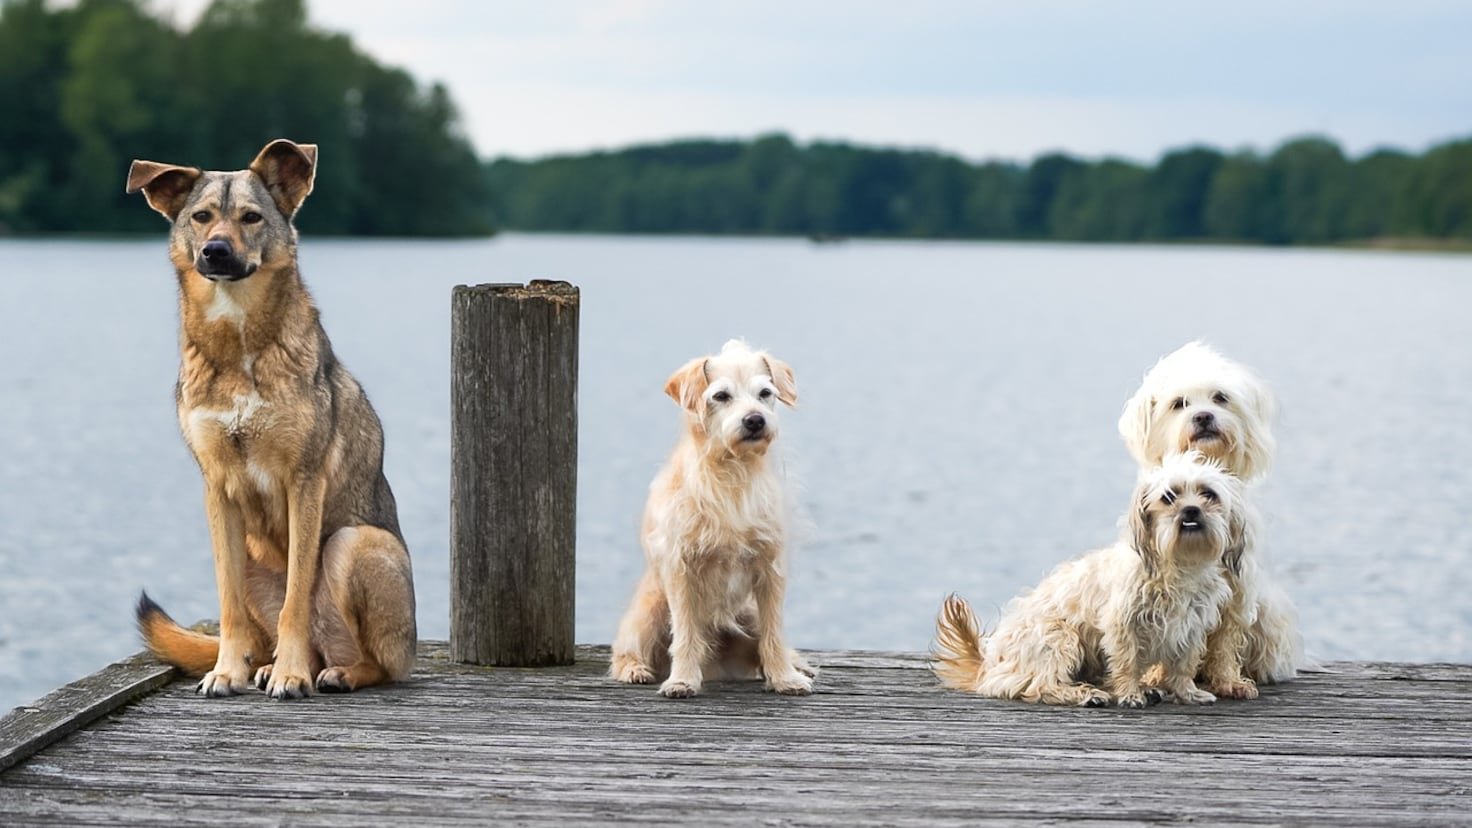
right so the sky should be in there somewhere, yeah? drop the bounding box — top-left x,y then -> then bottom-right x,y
160,0 -> 1472,164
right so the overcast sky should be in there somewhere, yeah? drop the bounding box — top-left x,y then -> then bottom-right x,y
164,0 -> 1472,163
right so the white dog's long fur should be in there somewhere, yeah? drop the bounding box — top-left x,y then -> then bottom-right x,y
934,453 -> 1244,707
1118,341 -> 1303,694
609,340 -> 815,698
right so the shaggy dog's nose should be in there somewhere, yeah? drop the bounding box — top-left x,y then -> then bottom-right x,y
742,413 -> 766,434
1180,505 -> 1203,522
201,239 -> 233,262
1192,411 -> 1215,428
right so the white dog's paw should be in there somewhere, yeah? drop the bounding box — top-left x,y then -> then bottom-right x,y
790,652 -> 818,679
1176,687 -> 1218,705
767,672 -> 814,696
611,659 -> 657,685
660,678 -> 700,698
197,666 -> 251,697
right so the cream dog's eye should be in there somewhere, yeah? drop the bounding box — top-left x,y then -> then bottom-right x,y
1212,391 -> 1229,405
1170,397 -> 1187,410
759,388 -> 773,400
711,390 -> 731,403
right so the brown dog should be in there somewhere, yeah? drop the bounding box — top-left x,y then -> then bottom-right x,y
126,139 -> 416,700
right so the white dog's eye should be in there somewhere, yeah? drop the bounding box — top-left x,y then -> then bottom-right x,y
711,390 -> 732,404
1212,391 -> 1229,405
758,388 -> 774,400
1170,398 -> 1187,411
1161,489 -> 1177,505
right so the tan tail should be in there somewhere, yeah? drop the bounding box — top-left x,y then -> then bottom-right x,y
136,592 -> 218,676
931,593 -> 986,691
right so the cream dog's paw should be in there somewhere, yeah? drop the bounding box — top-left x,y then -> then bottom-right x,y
660,678 -> 700,698
1206,677 -> 1258,700
766,671 -> 813,696
612,658 -> 657,685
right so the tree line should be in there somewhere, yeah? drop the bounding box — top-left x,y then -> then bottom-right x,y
487,134 -> 1472,245
0,0 -> 489,236
1,0 -> 1467,244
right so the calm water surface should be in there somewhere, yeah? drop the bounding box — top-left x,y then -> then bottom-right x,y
1,235 -> 1469,712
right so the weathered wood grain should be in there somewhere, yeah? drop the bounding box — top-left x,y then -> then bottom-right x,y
0,653 -> 173,773
450,282 -> 579,667
2,644 -> 1469,826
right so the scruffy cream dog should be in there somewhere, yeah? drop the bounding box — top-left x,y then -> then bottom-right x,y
1118,341 -> 1303,696
933,453 -> 1244,708
610,340 -> 815,698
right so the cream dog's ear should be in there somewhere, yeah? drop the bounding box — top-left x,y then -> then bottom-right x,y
664,357 -> 709,413
762,355 -> 798,407
1129,488 -> 1160,578
1118,385 -> 1155,466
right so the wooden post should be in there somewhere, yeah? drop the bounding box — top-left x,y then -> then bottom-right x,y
450,281 -> 579,666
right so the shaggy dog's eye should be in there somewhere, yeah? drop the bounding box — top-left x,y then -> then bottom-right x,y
711,390 -> 732,403
1200,488 -> 1218,502
758,388 -> 774,400
241,211 -> 263,224
1161,489 -> 1177,505
191,210 -> 211,223
1211,391 -> 1229,405
1170,397 -> 1187,410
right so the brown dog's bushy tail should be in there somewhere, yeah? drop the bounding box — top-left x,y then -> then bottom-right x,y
931,593 -> 986,691
136,592 -> 218,676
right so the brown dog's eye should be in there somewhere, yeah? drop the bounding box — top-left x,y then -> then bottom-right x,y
1212,391 -> 1229,405
711,391 -> 731,403
241,211 -> 263,224
1170,397 -> 1186,410
1200,488 -> 1218,502
191,210 -> 211,223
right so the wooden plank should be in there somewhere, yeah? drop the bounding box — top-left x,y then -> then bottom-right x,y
450,282 -> 579,667
0,653 -> 174,773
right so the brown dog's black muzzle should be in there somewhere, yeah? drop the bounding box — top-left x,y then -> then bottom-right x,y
196,238 -> 256,280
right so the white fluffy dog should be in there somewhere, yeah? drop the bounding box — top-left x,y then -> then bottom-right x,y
610,340 -> 815,698
1118,341 -> 1303,696
933,453 -> 1245,707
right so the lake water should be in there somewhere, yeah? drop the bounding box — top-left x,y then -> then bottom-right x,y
1,235 -> 1469,713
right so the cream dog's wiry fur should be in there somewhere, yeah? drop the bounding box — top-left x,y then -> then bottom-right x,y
933,453 -> 1244,708
1118,341 -> 1303,696
610,340 -> 815,698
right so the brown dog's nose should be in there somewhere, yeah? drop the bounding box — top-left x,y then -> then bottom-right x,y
1192,411 -> 1215,428
201,239 -> 233,262
742,413 -> 766,433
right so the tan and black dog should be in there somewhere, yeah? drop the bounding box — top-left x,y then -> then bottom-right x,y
126,139 -> 416,700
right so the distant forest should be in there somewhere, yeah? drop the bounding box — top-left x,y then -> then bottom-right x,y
1,0 -> 1468,244
0,0 -> 489,235
488,134 -> 1472,245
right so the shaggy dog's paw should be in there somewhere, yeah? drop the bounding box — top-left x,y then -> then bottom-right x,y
1207,677 -> 1259,700
767,672 -> 814,696
1176,687 -> 1218,705
613,661 -> 657,685
1116,691 -> 1148,709
1144,688 -> 1165,706
1078,686 -> 1111,708
315,667 -> 355,693
660,679 -> 700,698
791,652 -> 818,679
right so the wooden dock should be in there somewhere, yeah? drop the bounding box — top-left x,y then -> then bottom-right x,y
2,643 -> 1468,825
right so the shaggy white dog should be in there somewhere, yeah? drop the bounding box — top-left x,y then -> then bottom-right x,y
933,453 -> 1245,708
610,340 -> 815,698
1118,341 -> 1303,695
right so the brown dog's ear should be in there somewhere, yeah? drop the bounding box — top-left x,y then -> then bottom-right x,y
1129,492 -> 1160,578
762,356 -> 798,406
125,161 -> 202,221
249,139 -> 317,217
664,357 -> 710,413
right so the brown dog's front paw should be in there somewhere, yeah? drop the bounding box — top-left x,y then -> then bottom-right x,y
315,667 -> 355,694
197,667 -> 251,697
252,664 -> 273,690
265,669 -> 314,700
